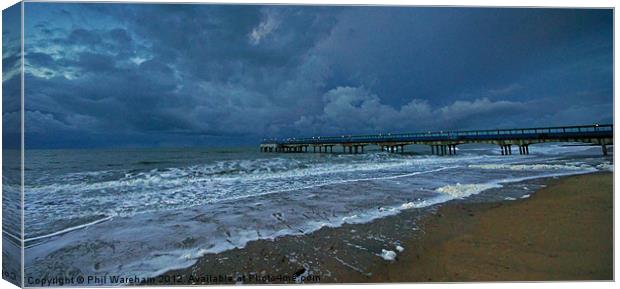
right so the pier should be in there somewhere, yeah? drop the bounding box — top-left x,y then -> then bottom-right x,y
260,124 -> 613,156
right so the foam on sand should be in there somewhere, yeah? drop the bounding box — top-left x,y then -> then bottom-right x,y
435,183 -> 502,199
379,249 -> 397,261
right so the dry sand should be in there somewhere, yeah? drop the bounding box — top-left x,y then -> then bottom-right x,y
155,172 -> 613,284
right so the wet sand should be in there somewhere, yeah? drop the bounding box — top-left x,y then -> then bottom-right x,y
155,172 -> 613,284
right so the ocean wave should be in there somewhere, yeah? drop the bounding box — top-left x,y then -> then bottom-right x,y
24,154 -> 479,221
22,148 -> 612,280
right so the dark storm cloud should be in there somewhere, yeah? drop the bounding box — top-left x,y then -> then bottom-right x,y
18,4 -> 612,148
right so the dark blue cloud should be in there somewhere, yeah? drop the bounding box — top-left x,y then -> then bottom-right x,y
3,3 -> 22,149
16,3 -> 613,148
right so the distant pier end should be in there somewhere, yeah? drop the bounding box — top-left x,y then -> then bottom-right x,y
260,124 -> 613,156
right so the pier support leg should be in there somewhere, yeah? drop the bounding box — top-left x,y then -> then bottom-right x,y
349,146 -> 353,154
330,146 -> 333,153
508,145 -> 512,155
431,145 -> 435,155
602,144 -> 608,156
525,145 -> 529,155
361,146 -> 364,154
501,145 -> 505,155
442,145 -> 446,155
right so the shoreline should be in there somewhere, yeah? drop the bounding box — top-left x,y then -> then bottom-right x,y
154,171 -> 613,284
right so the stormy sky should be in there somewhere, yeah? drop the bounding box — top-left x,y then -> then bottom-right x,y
6,3 -> 614,148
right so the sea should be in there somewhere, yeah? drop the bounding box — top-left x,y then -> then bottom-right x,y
4,143 -> 613,283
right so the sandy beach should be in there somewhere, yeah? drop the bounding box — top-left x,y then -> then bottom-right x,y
154,172 -> 613,284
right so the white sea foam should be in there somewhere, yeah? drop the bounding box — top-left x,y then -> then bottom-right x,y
379,249 -> 397,261
24,216 -> 113,244
597,163 -> 614,171
435,183 -> 502,198
469,163 -> 588,171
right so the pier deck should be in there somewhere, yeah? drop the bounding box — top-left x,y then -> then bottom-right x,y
260,124 -> 613,155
